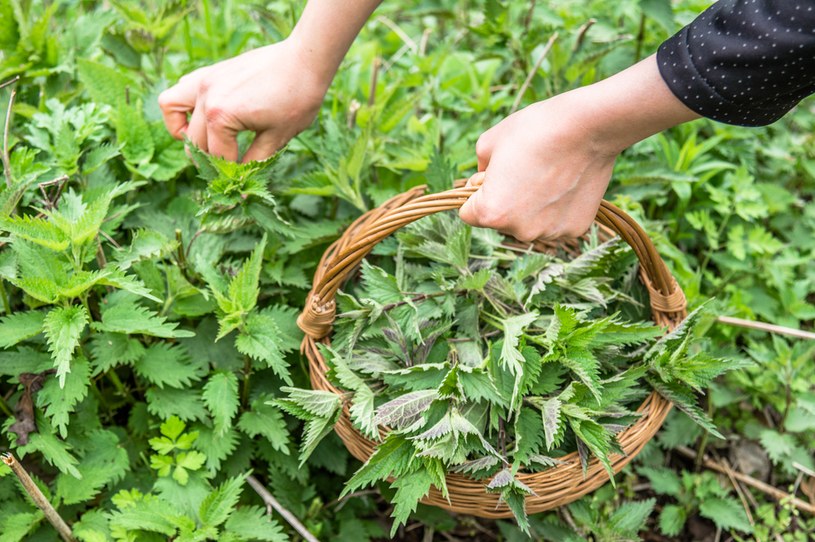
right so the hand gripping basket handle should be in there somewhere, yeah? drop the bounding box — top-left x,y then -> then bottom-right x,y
298,183 -> 687,340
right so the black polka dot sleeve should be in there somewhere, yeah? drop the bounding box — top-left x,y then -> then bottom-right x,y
657,0 -> 815,126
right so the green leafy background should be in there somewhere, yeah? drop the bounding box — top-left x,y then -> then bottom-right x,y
0,0 -> 813,540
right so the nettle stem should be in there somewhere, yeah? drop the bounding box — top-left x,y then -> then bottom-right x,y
2,454 -> 76,542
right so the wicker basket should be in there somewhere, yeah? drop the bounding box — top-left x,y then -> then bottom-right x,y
297,182 -> 687,518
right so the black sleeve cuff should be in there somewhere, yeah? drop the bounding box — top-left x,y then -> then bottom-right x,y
657,29 -> 793,127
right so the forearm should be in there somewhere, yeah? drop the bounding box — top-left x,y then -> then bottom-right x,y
573,54 -> 701,156
289,0 -> 383,85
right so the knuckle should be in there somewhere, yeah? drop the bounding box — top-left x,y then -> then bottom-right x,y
204,105 -> 229,127
475,134 -> 492,161
157,91 -> 171,108
197,77 -> 212,94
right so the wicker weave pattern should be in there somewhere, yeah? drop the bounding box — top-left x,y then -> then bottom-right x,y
298,183 -> 687,518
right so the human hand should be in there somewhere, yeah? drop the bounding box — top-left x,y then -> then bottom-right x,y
459,91 -> 618,242
459,54 -> 699,241
158,39 -> 330,162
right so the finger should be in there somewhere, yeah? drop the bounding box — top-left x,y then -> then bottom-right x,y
158,76 -> 201,139
475,127 -> 498,171
242,130 -> 286,163
184,101 -> 208,153
466,171 -> 486,188
459,185 -> 486,227
207,119 -> 239,161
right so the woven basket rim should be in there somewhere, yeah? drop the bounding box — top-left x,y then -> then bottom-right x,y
297,182 -> 687,518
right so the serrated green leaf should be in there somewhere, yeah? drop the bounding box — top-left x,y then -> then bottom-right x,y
699,497 -> 753,533
37,357 -> 90,438
0,310 -> 45,348
200,474 -> 246,528
133,343 -> 204,388
43,305 -> 88,387
203,372 -> 240,435
235,311 -> 290,384
238,400 -> 290,454
0,214 -> 69,250
93,293 -> 194,338
224,506 -> 287,542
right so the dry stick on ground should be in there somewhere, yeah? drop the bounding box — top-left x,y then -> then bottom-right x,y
246,474 -> 320,542
675,446 -> 815,515
716,315 -> 815,340
3,85 -> 18,188
510,32 -> 558,114
716,454 -> 756,527
2,453 -> 76,542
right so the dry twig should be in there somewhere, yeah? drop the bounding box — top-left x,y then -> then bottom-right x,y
2,453 -> 76,542
510,33 -> 558,114
716,316 -> 815,340
3,84 -> 17,188
676,446 -> 815,515
246,474 -> 320,542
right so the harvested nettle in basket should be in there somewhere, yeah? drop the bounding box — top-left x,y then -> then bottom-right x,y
281,193 -> 738,535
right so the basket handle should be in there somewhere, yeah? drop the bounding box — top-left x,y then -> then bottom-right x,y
298,182 -> 686,340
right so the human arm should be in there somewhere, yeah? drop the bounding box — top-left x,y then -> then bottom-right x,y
158,0 -> 382,162
460,0 -> 815,241
458,54 -> 700,241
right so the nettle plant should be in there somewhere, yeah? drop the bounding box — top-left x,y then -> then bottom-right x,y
280,212 -> 738,534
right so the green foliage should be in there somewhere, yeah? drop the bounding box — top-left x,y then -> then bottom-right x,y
1,0 -> 813,539
282,212 -> 732,532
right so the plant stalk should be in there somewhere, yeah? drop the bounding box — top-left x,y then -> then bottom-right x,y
247,474 -> 320,542
2,454 -> 76,542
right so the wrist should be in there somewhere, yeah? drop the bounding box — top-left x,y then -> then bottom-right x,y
275,37 -> 334,101
575,54 -> 701,156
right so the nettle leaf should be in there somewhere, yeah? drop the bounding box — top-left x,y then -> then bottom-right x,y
569,418 -> 614,479
133,343 -> 205,389
223,506 -> 287,542
425,148 -> 456,194
108,491 -> 181,536
235,310 -> 290,384
0,214 -> 69,250
608,499 -> 655,534
343,434 -> 416,496
359,260 -> 403,304
116,99 -> 154,165
93,293 -> 194,338
56,429 -> 129,505
210,235 -> 267,340
77,58 -> 140,107
0,310 -> 45,348
699,497 -> 753,534
199,474 -> 247,528
486,468 -> 535,534
659,504 -> 687,536
498,312 -> 538,409
37,357 -> 90,438
20,431 -> 82,479
279,387 -> 342,418
350,386 -> 378,439
238,398 -> 290,454
375,389 -> 438,429
114,229 -> 176,270
203,372 -> 240,435
539,397 -> 563,451
43,305 -> 89,387
389,468 -> 435,536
